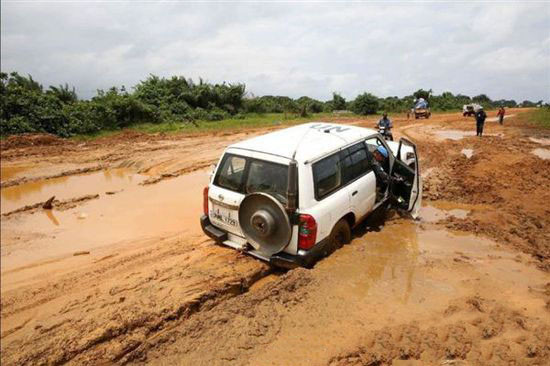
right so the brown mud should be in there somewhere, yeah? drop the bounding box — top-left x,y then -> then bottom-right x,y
1,109 -> 549,365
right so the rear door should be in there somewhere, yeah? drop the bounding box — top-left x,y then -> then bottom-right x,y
390,138 -> 422,218
209,153 -> 247,236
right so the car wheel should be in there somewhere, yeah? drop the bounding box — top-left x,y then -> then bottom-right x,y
326,219 -> 351,255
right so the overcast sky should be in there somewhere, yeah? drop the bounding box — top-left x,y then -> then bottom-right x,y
2,1 -> 549,102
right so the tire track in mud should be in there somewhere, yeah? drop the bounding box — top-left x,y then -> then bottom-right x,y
0,235 -> 272,366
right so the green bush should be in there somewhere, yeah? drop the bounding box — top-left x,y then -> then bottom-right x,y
352,93 -> 379,115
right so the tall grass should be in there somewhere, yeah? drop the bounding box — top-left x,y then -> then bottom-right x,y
527,108 -> 550,129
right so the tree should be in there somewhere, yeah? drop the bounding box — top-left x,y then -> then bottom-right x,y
47,83 -> 78,103
473,94 -> 492,104
332,92 -> 346,110
413,89 -> 432,100
351,93 -> 379,115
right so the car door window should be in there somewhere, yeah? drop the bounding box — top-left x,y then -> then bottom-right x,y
313,153 -> 342,199
365,137 -> 390,172
342,142 -> 371,184
365,136 -> 384,153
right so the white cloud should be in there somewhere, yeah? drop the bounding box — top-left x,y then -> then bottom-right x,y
1,1 -> 548,102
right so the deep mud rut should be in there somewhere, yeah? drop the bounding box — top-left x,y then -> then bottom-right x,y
1,109 -> 549,365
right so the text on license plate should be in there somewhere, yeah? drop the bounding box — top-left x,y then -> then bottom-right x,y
210,206 -> 238,227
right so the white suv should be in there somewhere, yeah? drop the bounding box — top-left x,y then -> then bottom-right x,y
200,122 -> 421,268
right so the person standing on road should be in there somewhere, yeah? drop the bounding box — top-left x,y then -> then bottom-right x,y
475,107 -> 487,137
497,106 -> 506,125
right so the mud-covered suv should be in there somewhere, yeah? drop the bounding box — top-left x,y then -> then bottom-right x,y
200,123 -> 421,268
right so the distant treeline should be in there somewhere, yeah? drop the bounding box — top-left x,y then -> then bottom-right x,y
0,72 -> 544,137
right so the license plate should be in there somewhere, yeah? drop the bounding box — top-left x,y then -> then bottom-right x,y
210,205 -> 239,227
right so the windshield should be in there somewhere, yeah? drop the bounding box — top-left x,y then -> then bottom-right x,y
214,153 -> 289,203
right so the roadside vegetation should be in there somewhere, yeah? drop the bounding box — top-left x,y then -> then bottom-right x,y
1,71 -> 546,138
527,107 -> 550,129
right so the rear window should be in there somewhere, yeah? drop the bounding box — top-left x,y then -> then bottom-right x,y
214,153 -> 289,203
245,160 -> 288,203
214,154 -> 246,191
313,153 -> 342,199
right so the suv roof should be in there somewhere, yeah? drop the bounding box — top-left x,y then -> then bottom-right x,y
228,122 -> 377,163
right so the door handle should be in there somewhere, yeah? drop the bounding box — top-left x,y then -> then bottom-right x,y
352,190 -> 358,196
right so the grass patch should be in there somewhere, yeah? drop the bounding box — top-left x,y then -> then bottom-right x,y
131,113 -> 331,134
70,113 -> 337,139
526,108 -> 550,129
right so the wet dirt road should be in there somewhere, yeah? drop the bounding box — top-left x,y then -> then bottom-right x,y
1,110 -> 549,365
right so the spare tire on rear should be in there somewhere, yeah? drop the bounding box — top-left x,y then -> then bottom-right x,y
239,193 -> 292,256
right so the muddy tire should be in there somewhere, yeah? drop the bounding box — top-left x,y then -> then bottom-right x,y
325,219 -> 351,256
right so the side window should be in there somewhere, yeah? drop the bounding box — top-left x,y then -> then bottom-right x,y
342,142 -> 371,183
313,153 -> 342,199
365,137 -> 384,154
214,154 -> 246,192
365,137 -> 390,172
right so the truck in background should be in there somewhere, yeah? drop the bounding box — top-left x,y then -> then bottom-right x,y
414,98 -> 431,119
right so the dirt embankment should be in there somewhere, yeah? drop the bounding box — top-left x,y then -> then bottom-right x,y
1,109 -> 549,366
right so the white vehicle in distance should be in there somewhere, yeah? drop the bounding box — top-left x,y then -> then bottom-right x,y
200,122 -> 421,268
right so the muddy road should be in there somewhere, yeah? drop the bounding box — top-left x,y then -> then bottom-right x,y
1,110 -> 549,365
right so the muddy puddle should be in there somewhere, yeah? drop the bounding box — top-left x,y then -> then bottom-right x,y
317,220 -> 540,310
1,170 -> 210,276
531,148 -> 550,160
529,137 -> 550,145
1,168 -> 147,213
420,204 -> 469,222
0,165 -> 32,181
485,113 -> 516,122
434,130 -> 501,141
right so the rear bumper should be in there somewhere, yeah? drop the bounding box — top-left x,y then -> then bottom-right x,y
200,215 -> 329,269
200,214 -> 228,243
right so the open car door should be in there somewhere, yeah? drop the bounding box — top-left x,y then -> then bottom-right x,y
390,138 -> 422,218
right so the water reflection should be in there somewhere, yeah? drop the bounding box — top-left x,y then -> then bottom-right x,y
0,169 -> 146,213
0,165 -> 31,181
1,176 -> 70,202
44,210 -> 60,226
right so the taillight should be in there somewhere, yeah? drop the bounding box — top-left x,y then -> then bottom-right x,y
298,214 -> 317,250
203,186 -> 209,215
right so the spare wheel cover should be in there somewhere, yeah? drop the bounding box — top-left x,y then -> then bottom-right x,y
238,192 -> 292,256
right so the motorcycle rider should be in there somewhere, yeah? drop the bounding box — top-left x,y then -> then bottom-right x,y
377,112 -> 394,140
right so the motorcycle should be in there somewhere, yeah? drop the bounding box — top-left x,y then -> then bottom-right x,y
377,125 -> 393,141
